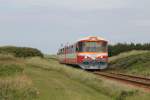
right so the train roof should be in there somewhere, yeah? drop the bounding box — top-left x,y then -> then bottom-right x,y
59,36 -> 108,50
77,36 -> 107,42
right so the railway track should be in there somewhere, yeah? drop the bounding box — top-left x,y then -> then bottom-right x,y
93,71 -> 150,90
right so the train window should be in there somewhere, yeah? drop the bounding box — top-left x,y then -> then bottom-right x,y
71,45 -> 74,53
77,41 -> 107,52
63,48 -> 64,53
66,47 -> 68,53
76,42 -> 83,52
68,46 -> 70,53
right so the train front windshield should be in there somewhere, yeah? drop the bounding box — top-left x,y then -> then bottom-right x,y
77,41 -> 107,52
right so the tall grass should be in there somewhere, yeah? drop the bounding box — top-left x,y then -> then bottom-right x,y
0,76 -> 38,100
109,51 -> 150,68
0,63 -> 23,76
1,53 -> 149,100
109,50 -> 149,62
26,57 -> 139,99
0,54 -> 24,77
0,54 -> 38,100
109,51 -> 150,77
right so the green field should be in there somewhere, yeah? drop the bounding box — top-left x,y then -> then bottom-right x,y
0,53 -> 150,100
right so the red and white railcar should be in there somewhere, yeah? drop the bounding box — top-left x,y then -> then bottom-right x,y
57,36 -> 108,70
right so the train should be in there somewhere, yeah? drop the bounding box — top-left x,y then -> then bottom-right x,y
57,36 -> 108,70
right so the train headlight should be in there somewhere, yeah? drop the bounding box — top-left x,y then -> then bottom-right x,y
85,56 -> 88,59
98,55 -> 108,59
100,56 -> 103,58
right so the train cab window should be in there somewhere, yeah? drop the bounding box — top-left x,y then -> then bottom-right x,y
77,41 -> 107,52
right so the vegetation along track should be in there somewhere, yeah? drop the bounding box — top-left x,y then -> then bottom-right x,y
93,71 -> 150,90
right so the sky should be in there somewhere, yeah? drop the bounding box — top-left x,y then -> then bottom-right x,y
0,0 -> 150,54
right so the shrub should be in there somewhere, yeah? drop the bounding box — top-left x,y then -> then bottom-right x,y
0,46 -> 44,58
108,43 -> 150,57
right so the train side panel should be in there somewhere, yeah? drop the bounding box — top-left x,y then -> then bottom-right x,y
65,53 -> 77,64
58,44 -> 78,65
65,44 -> 77,64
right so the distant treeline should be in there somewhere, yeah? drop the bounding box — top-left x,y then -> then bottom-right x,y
0,46 -> 44,58
108,43 -> 150,57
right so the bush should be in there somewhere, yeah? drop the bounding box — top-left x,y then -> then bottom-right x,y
0,46 -> 44,58
108,43 -> 150,57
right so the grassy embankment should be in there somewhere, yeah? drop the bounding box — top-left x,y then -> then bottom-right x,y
109,50 -> 150,77
25,55 -> 150,100
0,54 -> 113,100
0,54 -> 38,100
1,51 -> 150,100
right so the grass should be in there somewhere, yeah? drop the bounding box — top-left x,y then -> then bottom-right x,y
0,75 -> 38,100
0,64 -> 23,76
109,50 -> 149,62
1,53 -> 150,100
109,50 -> 150,77
0,54 -> 38,100
25,58 -> 112,100
0,54 -> 24,77
25,66 -> 111,100
25,57 -> 148,100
